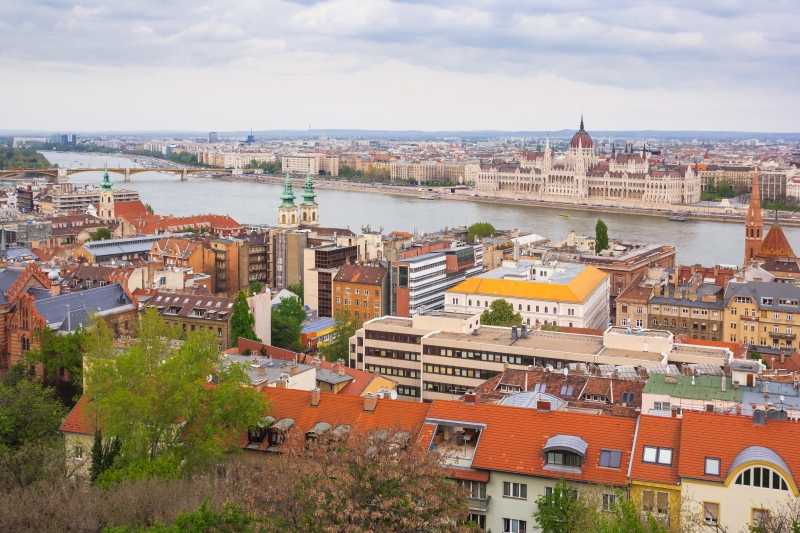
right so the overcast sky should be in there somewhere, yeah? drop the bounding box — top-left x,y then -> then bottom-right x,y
2,0 -> 798,133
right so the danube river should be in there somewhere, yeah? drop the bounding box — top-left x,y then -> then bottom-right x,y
41,151 -> 800,267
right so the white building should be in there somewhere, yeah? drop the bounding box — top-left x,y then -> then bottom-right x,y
445,260 -> 610,330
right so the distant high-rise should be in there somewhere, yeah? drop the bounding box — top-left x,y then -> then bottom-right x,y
60,134 -> 77,145
246,129 -> 255,144
209,132 -> 219,143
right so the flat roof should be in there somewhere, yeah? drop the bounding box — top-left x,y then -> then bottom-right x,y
368,316 -> 414,328
428,327 -> 604,356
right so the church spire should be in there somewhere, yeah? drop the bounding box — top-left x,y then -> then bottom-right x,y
580,114 -> 584,131
301,170 -> 317,205
744,165 -> 764,265
280,171 -> 296,208
100,164 -> 113,192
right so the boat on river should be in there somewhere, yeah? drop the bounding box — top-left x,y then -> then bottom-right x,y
559,214 -> 571,219
669,213 -> 689,222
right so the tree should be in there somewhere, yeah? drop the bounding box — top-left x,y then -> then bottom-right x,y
270,296 -> 305,351
89,429 -> 121,484
533,478 -> 591,533
85,308 -> 269,481
286,282 -> 304,302
248,281 -> 263,296
319,310 -> 361,363
230,291 -> 260,348
467,222 -> 497,243
93,227 -> 112,241
23,327 -> 84,390
0,379 -> 68,450
595,219 -> 609,253
145,203 -> 154,214
242,427 -> 476,533
104,498 -> 256,533
480,299 -> 522,327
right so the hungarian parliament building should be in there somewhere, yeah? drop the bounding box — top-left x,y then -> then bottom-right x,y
473,119 -> 702,208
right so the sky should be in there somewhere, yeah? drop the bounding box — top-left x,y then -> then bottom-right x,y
1,0 -> 798,133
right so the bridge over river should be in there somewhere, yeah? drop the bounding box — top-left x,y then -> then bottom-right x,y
0,167 -> 231,182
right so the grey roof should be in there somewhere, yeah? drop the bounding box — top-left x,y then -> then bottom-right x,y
729,446 -> 792,480
272,418 -> 295,431
316,367 -> 353,385
730,360 -> 761,373
0,268 -> 24,303
33,283 -> 134,331
6,248 -> 38,261
543,434 -> 589,458
499,391 -> 564,410
223,354 -> 314,387
724,281 -> 800,311
81,234 -> 178,258
741,380 -> 800,410
307,422 -> 332,436
27,287 -> 53,300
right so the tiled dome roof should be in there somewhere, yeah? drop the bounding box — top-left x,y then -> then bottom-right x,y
756,224 -> 797,261
570,116 -> 593,149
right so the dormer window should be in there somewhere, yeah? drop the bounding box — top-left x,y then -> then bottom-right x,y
543,435 -> 587,472
643,446 -> 673,465
547,451 -> 582,467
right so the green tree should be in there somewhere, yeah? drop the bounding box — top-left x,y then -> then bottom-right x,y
595,219 -> 609,253
593,490 -> 669,533
145,203 -> 154,214
89,429 -> 121,484
104,498 -> 256,533
93,227 -> 112,241
248,281 -> 263,296
23,327 -> 85,390
467,222 -> 497,243
533,478 -> 591,533
270,296 -> 305,351
85,308 -> 269,481
480,299 -> 522,327
319,310 -> 361,363
230,291 -> 260,348
286,282 -> 304,302
181,227 -> 197,234
0,379 -> 68,449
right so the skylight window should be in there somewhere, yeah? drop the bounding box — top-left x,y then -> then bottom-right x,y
227,303 -> 233,308
621,392 -> 635,403
215,302 -> 221,307
643,446 -> 673,465
533,383 -> 546,393
599,449 -> 622,469
560,385 -> 574,396
705,458 -> 720,476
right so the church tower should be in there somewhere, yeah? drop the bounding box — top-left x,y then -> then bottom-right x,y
299,170 -> 319,226
744,165 -> 764,265
278,172 -> 298,229
98,165 -> 115,221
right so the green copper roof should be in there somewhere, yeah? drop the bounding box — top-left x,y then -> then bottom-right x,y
642,374 -> 741,402
280,172 -> 296,207
301,170 -> 317,205
100,165 -> 113,192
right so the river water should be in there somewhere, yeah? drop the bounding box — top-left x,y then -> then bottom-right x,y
39,151 -> 800,267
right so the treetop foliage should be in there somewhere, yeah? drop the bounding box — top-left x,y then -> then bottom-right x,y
467,222 -> 497,243
480,299 -> 522,327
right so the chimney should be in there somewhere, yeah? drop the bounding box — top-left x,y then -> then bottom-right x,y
721,375 -> 726,392
464,390 -> 476,404
311,387 -> 321,408
258,366 -> 266,375
51,280 -> 61,297
276,377 -> 288,389
781,351 -> 786,365
754,408 -> 766,426
363,392 -> 377,413
336,358 -> 346,375
290,364 -> 299,376
521,324 -> 528,339
512,326 -> 518,340
536,400 -> 551,412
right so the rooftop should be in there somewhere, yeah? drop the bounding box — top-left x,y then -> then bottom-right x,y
642,373 -> 741,402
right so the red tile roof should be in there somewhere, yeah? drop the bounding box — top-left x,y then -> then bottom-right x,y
426,399 -> 636,486
59,396 -> 95,435
629,415 -> 681,485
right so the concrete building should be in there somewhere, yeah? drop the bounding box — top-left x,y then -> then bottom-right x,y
303,243 -> 359,317
446,260 -> 610,330
45,183 -> 140,215
723,281 -> 800,349
332,264 -> 389,321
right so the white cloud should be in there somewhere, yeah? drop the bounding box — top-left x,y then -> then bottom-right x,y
0,0 -> 798,131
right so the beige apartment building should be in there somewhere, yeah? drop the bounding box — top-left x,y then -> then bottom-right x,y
352,313 -> 732,402
282,154 -> 339,176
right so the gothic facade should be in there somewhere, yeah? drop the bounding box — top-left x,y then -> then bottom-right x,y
475,119 -> 702,207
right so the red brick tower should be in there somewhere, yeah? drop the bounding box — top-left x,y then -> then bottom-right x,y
744,166 -> 763,265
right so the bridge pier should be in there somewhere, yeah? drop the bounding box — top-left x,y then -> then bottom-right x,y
124,168 -> 131,182
56,167 -> 69,183
181,169 -> 188,181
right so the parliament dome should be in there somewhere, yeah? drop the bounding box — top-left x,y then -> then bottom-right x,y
570,117 -> 593,149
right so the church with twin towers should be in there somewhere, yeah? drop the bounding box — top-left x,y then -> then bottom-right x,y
278,171 -> 319,229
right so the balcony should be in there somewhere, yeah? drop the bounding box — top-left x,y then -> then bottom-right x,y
467,495 -> 491,512
769,332 -> 796,340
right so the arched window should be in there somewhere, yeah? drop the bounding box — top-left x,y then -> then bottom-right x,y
527,318 -> 531,325
476,300 -> 480,307
485,301 -> 489,308
291,214 -> 296,224
736,466 -> 789,491
545,306 -> 548,313
536,306 -> 540,312
569,322 -> 573,327
518,304 -> 522,311
468,300 -> 472,306
21,335 -> 30,352
302,212 -> 308,221
281,214 -> 286,224
527,305 -> 531,311
312,212 -> 316,221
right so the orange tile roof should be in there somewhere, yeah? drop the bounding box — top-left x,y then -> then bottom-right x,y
678,411 -> 800,486
629,415 -> 681,485
59,396 -> 95,435
756,224 -> 797,261
426,399 -> 636,486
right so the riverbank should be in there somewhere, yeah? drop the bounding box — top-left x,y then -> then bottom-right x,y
206,173 -> 800,227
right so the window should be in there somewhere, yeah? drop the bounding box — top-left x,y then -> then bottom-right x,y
735,466 -> 789,491
653,401 -> 670,410
458,480 -> 487,499
502,519 -> 526,533
355,288 -> 360,294
336,297 -> 341,304
560,385 -> 574,396
468,514 -> 486,531
636,306 -> 643,314
599,449 -> 622,469
705,458 -> 721,476
735,296 -> 751,304
503,482 -> 527,499
621,392 -> 635,403
621,318 -> 628,326
364,290 -> 369,296
636,319 -> 643,328
643,446 -> 672,465
753,509 -> 770,529
602,493 -> 616,511
547,451 -> 582,467
533,383 -> 546,393
374,301 -> 379,308
73,444 -> 83,460
703,502 -> 720,525
652,305 -> 659,311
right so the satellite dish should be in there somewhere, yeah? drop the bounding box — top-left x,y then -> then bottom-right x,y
389,389 -> 398,400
